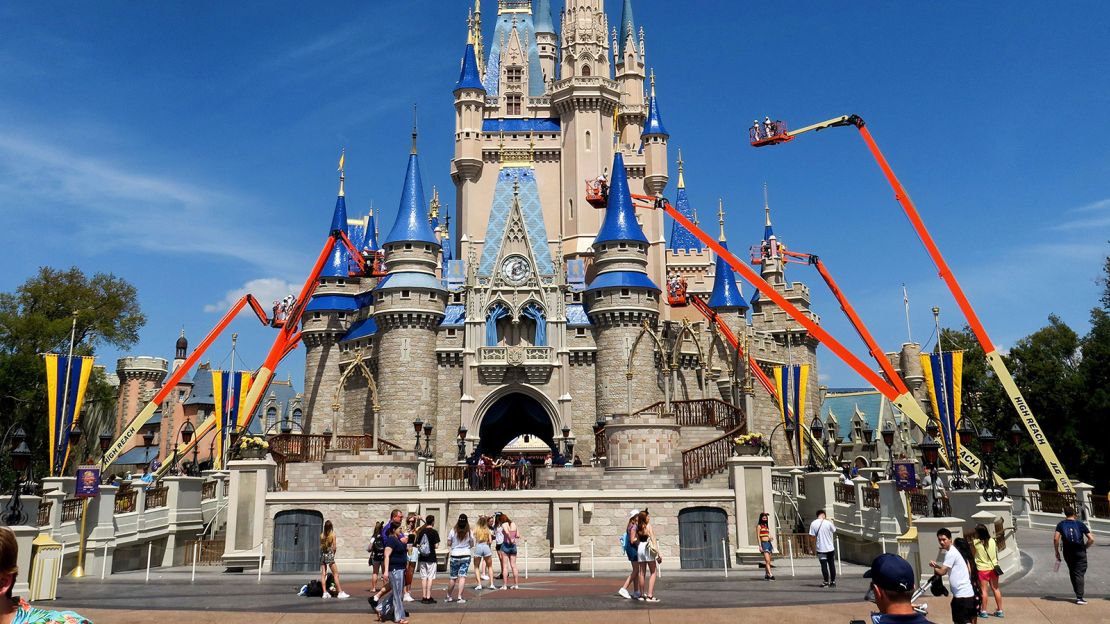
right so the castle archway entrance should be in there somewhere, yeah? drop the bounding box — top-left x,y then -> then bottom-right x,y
474,388 -> 560,459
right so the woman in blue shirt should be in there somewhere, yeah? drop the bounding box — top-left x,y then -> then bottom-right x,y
383,523 -> 410,623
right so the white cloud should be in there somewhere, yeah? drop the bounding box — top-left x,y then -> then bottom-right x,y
204,277 -> 299,313
1052,198 -> 1110,231
0,132 -> 303,274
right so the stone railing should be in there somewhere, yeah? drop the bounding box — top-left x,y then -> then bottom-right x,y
426,464 -> 536,491
477,345 -> 554,364
552,75 -> 619,92
1010,481 -> 1110,536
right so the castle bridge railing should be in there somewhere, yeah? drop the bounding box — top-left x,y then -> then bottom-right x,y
634,398 -> 744,431
681,424 -> 745,487
269,433 -> 402,491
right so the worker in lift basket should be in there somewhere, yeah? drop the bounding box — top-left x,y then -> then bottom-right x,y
753,119 -> 762,140
596,169 -> 608,200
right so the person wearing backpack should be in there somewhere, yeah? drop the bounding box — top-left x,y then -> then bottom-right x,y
616,509 -> 641,599
1054,506 -> 1095,605
415,515 -> 440,604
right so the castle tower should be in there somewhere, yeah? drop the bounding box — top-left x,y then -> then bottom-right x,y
373,130 -> 446,449
114,355 -> 168,454
533,0 -> 557,85
586,151 -> 662,418
664,151 -> 713,323
172,328 -> 188,372
301,157 -> 358,434
613,0 -> 645,145
707,201 -> 749,334
642,70 -> 670,196
452,36 -> 485,264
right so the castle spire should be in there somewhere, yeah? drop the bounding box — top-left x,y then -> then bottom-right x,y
618,0 -> 636,57
708,200 -> 747,311
717,198 -> 726,241
383,120 -> 437,246
533,0 -> 554,34
763,182 -> 775,241
642,69 -> 669,137
365,203 -> 379,251
594,151 -> 648,245
676,148 -> 685,189
337,148 -> 346,197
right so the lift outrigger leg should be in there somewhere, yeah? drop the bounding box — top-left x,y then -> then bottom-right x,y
754,114 -> 1072,492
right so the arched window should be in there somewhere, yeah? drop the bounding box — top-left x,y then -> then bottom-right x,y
485,303 -> 510,346
584,130 -> 591,151
266,407 -> 277,429
292,408 -> 303,425
581,64 -> 591,76
521,303 -> 547,346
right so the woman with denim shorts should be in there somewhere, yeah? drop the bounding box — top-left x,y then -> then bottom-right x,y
446,514 -> 475,604
472,515 -> 495,590
757,512 -> 775,580
498,513 -> 522,589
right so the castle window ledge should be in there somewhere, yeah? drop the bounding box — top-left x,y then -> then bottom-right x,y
476,346 -> 555,384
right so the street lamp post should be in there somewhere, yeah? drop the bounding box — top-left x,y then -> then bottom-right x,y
422,422 -> 433,458
2,427 -> 31,525
412,419 -> 424,453
918,434 -> 943,517
784,418 -> 797,465
881,421 -> 896,479
808,416 -> 823,472
956,417 -> 1004,502
171,421 -> 195,476
1009,423 -> 1023,476
561,424 -> 572,464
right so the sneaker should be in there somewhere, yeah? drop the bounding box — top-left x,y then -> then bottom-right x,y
829,581 -> 836,588
445,596 -> 455,603
427,597 -> 437,604
1076,599 -> 1087,605
456,598 -> 467,604
820,582 -> 829,587
993,611 -> 1004,618
337,592 -> 350,600
511,585 -> 520,590
322,593 -> 331,599
643,596 -> 659,603
481,574 -> 491,581
978,612 -> 990,619
403,593 -> 415,602
298,584 -> 309,596
474,584 -> 483,591
618,587 -> 631,599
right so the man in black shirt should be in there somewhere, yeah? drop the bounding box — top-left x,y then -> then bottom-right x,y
863,553 -> 935,624
1054,506 -> 1095,605
416,515 -> 441,604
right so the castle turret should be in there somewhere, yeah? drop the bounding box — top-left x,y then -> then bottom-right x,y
533,0 -> 557,86
642,70 -> 670,196
706,201 -> 749,331
301,156 -> 359,434
173,328 -> 187,371
614,0 -> 646,144
373,128 -> 446,449
453,36 -> 486,186
586,152 -> 662,418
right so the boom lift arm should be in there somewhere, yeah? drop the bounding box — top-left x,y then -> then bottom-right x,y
752,114 -> 1072,492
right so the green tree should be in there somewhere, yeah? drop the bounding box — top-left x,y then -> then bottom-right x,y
0,266 -> 144,483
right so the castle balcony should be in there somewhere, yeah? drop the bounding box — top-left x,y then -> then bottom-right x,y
476,345 -> 555,384
552,76 -> 619,92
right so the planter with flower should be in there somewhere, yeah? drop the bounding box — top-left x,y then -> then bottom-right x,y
236,435 -> 270,460
732,432 -> 765,456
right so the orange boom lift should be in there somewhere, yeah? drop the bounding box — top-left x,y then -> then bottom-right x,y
749,114 -> 1071,493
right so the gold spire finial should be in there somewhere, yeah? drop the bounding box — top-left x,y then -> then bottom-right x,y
411,105 -> 419,155
676,148 -> 685,189
763,182 -> 771,227
429,186 -> 440,223
467,10 -> 475,45
717,198 -> 726,241
180,326 -> 185,338
337,148 -> 346,197
443,212 -> 451,240
649,68 -> 656,98
368,200 -> 373,218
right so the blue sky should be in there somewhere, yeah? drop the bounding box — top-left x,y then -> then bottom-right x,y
2,1 -> 1108,390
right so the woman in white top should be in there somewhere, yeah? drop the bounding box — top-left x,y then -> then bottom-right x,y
446,514 -> 475,603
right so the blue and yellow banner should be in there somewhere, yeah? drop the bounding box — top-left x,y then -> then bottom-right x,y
773,364 -> 809,462
212,370 -> 252,466
920,351 -> 963,466
45,354 -> 95,476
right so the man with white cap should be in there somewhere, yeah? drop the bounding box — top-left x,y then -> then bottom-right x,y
617,509 -> 641,599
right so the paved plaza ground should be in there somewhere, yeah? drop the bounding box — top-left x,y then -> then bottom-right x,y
39,529 -> 1108,622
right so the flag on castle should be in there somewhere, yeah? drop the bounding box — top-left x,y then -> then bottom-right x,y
920,351 -> 963,466
44,354 -> 95,476
212,370 -> 252,466
773,364 -> 809,462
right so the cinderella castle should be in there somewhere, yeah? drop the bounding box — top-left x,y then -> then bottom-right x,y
299,0 -> 823,471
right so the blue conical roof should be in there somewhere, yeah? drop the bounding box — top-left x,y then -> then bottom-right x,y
365,210 -> 379,251
322,194 -> 352,278
383,153 -> 438,245
707,241 -> 747,310
534,0 -> 554,33
643,91 -> 669,137
594,152 -> 648,245
618,0 -> 636,57
455,43 -> 485,92
669,186 -> 704,252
